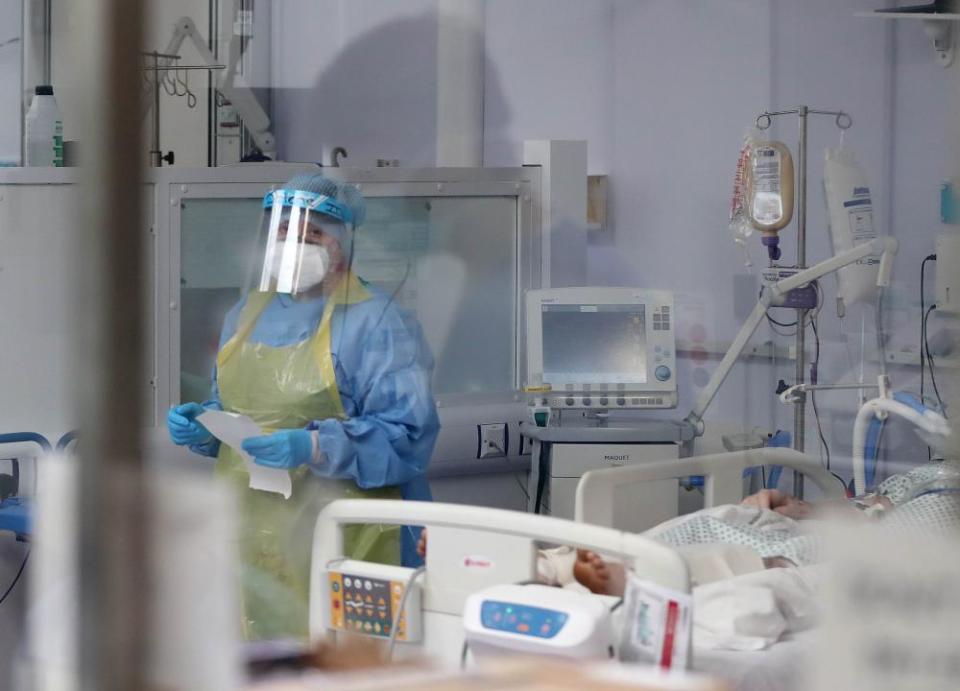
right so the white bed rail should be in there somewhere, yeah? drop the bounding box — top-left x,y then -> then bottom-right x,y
575,448 -> 846,528
310,499 -> 690,641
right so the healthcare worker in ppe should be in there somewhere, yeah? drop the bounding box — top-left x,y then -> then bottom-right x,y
167,173 -> 439,641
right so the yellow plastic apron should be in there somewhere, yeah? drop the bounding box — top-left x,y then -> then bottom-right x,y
215,273 -> 401,641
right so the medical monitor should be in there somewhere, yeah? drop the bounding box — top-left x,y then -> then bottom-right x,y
526,288 -> 677,410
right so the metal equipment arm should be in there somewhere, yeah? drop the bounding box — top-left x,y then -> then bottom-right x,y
575,447 -> 847,529
154,16 -> 276,158
684,236 -> 898,433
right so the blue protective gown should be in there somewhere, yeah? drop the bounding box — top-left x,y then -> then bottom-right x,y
192,286 -> 440,566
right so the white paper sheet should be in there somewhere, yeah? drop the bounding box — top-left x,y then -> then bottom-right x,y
197,410 -> 293,499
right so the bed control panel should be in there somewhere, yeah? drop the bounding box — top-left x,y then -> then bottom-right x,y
323,561 -> 422,642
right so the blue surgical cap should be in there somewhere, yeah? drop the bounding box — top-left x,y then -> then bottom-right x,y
281,172 -> 367,228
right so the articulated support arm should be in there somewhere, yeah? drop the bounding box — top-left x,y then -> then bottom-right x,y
148,16 -> 276,159
684,236 -> 898,434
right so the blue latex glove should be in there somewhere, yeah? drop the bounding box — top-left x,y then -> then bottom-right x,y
167,402 -> 213,446
242,429 -> 314,469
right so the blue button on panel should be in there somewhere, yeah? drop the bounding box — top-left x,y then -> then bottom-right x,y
480,600 -> 567,639
655,365 -> 671,382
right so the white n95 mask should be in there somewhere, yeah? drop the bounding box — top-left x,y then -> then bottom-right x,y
270,243 -> 331,292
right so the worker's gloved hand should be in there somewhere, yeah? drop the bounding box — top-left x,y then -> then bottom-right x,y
167,402 -> 213,446
242,429 -> 314,469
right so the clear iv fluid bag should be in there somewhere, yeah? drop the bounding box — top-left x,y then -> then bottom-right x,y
747,141 -> 794,234
823,147 -> 880,315
746,141 -> 794,261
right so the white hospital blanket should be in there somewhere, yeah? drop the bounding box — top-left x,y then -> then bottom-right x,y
692,564 -> 823,652
538,539 -> 822,652
544,471 -> 960,654
694,629 -> 817,691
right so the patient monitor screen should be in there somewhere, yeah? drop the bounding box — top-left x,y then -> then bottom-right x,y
541,304 -> 647,385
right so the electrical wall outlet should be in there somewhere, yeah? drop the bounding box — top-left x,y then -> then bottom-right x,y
478,423 -> 507,458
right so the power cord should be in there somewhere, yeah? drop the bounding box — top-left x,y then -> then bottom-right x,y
386,565 -> 426,661
829,471 -> 849,494
765,310 -> 798,334
876,288 -> 887,375
534,443 -> 550,514
761,287 -> 798,335
764,280 -> 822,337
808,280 -> 824,324
920,255 -> 937,412
513,473 -> 531,505
765,312 -> 798,328
923,304 -> 946,416
0,550 -> 29,606
809,319 -> 832,471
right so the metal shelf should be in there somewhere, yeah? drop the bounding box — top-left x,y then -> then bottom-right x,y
858,12 -> 960,20
857,11 -> 960,66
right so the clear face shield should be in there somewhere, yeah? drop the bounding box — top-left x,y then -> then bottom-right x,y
256,188 -> 354,295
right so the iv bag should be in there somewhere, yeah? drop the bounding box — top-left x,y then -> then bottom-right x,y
747,141 -> 794,234
823,147 -> 880,316
729,136 -> 754,240
728,132 -> 761,269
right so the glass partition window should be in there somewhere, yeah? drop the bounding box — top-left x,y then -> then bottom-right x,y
179,198 -> 263,403
179,194 -> 517,402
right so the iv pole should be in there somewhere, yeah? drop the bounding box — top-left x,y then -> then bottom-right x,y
684,106 -> 859,498
684,236 -> 899,462
754,106 -> 853,496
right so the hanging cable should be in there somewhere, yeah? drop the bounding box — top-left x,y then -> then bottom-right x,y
760,285 -> 798,334
0,550 -> 29,607
766,313 -> 798,338
766,312 -> 798,329
920,255 -> 937,404
387,565 -> 426,660
924,304 -> 946,415
875,288 -> 887,377
513,473 -> 531,504
920,255 -> 937,459
809,319 -> 832,470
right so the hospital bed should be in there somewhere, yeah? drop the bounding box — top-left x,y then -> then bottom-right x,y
309,497 -> 813,690
575,447 -> 847,530
311,500 -> 689,666
309,452 -> 840,684
573,447 -> 844,691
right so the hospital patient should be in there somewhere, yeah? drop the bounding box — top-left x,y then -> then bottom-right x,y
575,459 -> 960,595
420,460 -> 960,596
